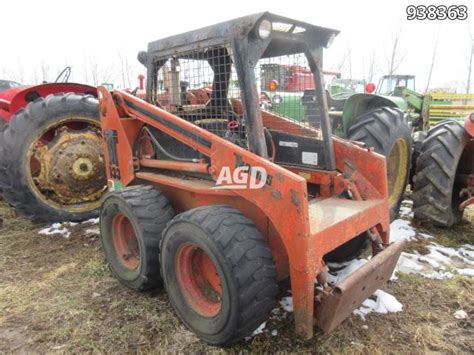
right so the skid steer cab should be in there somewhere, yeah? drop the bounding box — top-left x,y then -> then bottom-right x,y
97,12 -> 405,346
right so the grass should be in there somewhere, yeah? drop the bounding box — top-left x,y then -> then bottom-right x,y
0,201 -> 473,353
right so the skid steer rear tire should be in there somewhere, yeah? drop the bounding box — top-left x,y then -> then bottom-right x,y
412,121 -> 472,227
160,205 -> 278,346
0,93 -> 104,222
100,185 -> 175,291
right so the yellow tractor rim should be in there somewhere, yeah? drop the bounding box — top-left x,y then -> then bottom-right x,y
25,117 -> 107,214
387,138 -> 409,209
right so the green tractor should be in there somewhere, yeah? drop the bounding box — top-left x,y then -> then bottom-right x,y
260,64 -> 412,220
377,74 -> 474,226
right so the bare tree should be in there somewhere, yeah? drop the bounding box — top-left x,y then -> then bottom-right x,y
466,34 -> 474,95
31,69 -> 39,84
331,49 -> 350,76
425,29 -> 440,93
118,49 -> 132,89
347,49 -> 353,79
88,56 -> 117,86
40,61 -> 50,83
367,50 -> 376,83
386,28 -> 407,75
16,59 -> 25,83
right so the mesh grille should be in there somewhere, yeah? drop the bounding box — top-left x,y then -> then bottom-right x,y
151,45 -> 246,147
257,53 -> 322,134
150,47 -> 323,148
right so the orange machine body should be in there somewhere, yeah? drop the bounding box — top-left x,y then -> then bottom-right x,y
98,87 -> 403,339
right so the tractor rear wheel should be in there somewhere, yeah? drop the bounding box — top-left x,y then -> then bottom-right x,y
100,185 -> 174,290
409,130 -> 428,187
0,93 -> 107,222
412,121 -> 472,227
326,107 -> 412,263
349,106 -> 412,220
0,116 -> 6,131
160,205 -> 278,346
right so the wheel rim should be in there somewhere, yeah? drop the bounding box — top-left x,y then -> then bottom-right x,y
387,138 -> 409,209
175,243 -> 223,317
112,213 -> 140,270
25,117 -> 107,213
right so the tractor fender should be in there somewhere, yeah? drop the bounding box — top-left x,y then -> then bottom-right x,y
465,113 -> 474,137
341,93 -> 407,137
3,83 -> 97,121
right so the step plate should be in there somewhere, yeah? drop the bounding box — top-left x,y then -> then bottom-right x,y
314,240 -> 406,333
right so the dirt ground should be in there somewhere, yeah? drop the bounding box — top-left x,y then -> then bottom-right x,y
0,201 -> 473,354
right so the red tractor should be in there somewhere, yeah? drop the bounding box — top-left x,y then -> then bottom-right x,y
0,69 -> 106,222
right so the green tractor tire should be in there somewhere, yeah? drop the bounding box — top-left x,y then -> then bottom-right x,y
348,106 -> 412,220
325,107 -> 412,263
412,121 -> 472,227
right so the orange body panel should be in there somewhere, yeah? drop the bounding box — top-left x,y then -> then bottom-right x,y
98,88 -> 392,339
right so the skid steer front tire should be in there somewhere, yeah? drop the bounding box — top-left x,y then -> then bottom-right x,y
160,205 -> 278,346
412,121 -> 472,227
0,93 -> 106,222
100,185 -> 175,291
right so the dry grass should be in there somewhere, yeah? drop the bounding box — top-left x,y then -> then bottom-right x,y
0,201 -> 473,353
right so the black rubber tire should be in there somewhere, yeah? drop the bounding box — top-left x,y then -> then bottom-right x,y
324,234 -> 370,264
160,205 -> 278,346
0,93 -> 102,222
100,185 -> 175,291
0,118 -> 8,194
349,106 -> 412,220
326,107 -> 412,263
409,130 -> 428,187
0,115 -> 6,131
412,121 -> 471,227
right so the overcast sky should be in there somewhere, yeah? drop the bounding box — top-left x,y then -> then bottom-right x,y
1,0 -> 473,92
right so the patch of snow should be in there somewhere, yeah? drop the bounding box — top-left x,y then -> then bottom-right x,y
390,200 -> 474,280
453,310 -> 468,319
85,227 -> 100,235
252,322 -> 266,336
457,268 -> 474,277
390,219 -> 417,242
353,289 -> 403,320
327,258 -> 368,284
82,218 -> 99,225
398,200 -> 414,218
395,243 -> 474,279
38,223 -> 71,239
279,296 -> 293,312
271,329 -> 278,336
418,232 -> 434,239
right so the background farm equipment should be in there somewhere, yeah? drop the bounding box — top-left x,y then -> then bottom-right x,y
375,74 -> 474,226
0,69 -> 106,222
97,12 -> 405,346
259,64 -> 411,221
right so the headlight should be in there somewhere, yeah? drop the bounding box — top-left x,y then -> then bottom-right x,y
272,95 -> 282,104
258,20 -> 272,39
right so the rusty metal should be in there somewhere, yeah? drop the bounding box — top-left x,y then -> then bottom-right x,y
139,158 -> 209,174
28,123 -> 106,208
314,239 -> 406,333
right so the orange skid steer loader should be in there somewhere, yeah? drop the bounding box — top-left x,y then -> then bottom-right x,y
97,13 -> 405,345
